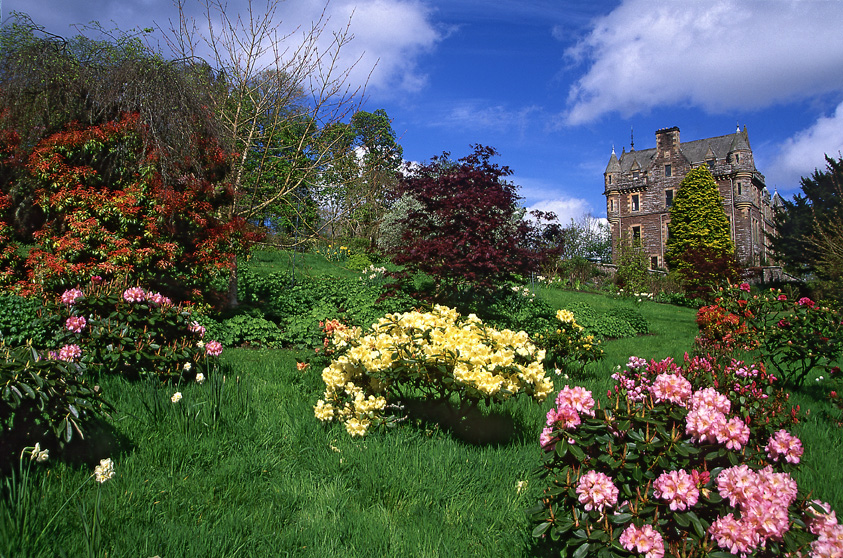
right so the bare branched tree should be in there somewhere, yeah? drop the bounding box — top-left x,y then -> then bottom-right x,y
165,0 -> 370,232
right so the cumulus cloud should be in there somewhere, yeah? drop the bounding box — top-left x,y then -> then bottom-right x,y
768,101 -> 843,189
14,0 -> 441,97
562,0 -> 843,125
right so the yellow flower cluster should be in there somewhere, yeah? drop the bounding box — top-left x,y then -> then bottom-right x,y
314,305 -> 553,437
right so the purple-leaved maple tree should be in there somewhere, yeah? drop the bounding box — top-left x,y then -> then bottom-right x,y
390,145 -> 555,298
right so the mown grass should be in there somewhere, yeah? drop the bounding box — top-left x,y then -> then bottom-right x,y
3,252 -> 842,557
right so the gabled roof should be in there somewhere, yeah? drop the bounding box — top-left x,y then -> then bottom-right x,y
611,128 -> 752,170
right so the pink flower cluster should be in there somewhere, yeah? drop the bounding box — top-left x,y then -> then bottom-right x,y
146,292 -> 172,306
58,344 -> 82,362
541,386 -> 595,449
653,469 -> 699,511
576,470 -> 618,513
619,524 -> 664,558
808,500 -> 843,557
685,387 -> 750,449
650,373 -> 692,406
611,356 -> 653,402
205,340 -> 223,357
123,287 -> 146,303
739,282 -> 751,292
65,316 -> 87,334
798,296 -> 816,308
765,429 -> 804,464
189,321 -> 206,338
61,288 -> 84,305
709,465 -> 798,555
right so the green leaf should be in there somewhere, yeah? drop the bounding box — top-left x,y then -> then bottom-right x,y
573,542 -> 590,558
532,522 -> 551,538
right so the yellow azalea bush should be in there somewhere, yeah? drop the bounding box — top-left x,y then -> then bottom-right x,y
314,305 -> 554,437
532,309 -> 604,374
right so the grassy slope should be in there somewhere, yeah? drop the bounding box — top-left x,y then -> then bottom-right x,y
6,253 -> 842,557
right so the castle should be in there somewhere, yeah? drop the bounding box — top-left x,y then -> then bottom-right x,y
603,126 -> 780,269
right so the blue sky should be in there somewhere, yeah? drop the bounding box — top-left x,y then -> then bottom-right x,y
7,0 -> 843,224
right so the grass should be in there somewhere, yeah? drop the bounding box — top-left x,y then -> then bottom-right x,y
2,251 -> 842,557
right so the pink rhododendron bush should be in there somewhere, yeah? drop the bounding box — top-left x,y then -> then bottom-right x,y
313,305 -> 554,437
529,354 -> 843,557
45,278 -> 222,380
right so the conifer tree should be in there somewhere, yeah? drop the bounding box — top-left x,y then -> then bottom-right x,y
665,165 -> 734,271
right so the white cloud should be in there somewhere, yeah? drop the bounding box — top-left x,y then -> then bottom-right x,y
563,0 -> 843,125
769,101 -> 843,188
526,197 -> 593,226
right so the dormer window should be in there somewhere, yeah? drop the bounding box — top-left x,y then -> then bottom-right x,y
735,154 -> 740,164
633,171 -> 640,180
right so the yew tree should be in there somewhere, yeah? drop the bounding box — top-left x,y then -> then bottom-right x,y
665,165 -> 735,272
389,145 -> 543,298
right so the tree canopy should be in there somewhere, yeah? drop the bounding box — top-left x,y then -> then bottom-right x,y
665,165 -> 734,271
387,145 -> 545,298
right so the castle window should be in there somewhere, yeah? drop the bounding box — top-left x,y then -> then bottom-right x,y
735,154 -> 741,164
633,171 -> 640,180
665,189 -> 674,208
632,226 -> 641,242
607,175 -> 612,185
665,164 -> 672,177
707,158 -> 716,169
632,194 -> 640,212
737,182 -> 743,196
610,199 -> 615,212
651,256 -> 658,270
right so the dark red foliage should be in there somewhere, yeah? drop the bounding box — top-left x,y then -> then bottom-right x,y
390,145 -> 549,296
675,245 -> 743,301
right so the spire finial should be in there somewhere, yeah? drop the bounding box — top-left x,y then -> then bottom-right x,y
630,127 -> 635,151
737,122 -> 740,133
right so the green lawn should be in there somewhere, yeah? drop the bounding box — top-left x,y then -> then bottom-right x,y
3,255 -> 842,557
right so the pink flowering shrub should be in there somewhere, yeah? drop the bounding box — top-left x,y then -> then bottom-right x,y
529,355 -> 841,557
43,278 -> 222,380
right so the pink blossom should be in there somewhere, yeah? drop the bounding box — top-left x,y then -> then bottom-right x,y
619,524 -> 665,558
709,513 -> 761,557
739,283 -> 751,292
61,288 -> 84,305
555,385 -> 595,417
689,387 -> 731,414
650,373 -> 692,406
91,275 -> 103,284
766,429 -> 804,464
205,340 -> 223,357
189,321 -> 206,338
147,292 -> 172,306
539,426 -> 555,449
810,524 -> 843,558
798,296 -> 816,308
122,287 -> 146,303
65,316 -> 87,334
547,405 -> 581,430
58,344 -> 82,362
653,469 -> 699,511
685,407 -> 727,444
576,470 -> 618,513
716,465 -> 757,508
716,417 -> 750,451
807,500 -> 839,538
777,294 -> 787,302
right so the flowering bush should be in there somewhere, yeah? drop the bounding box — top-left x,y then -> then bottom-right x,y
533,309 -> 604,374
44,279 -> 222,380
529,354 -> 838,557
698,283 -> 843,385
314,305 -> 553,437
